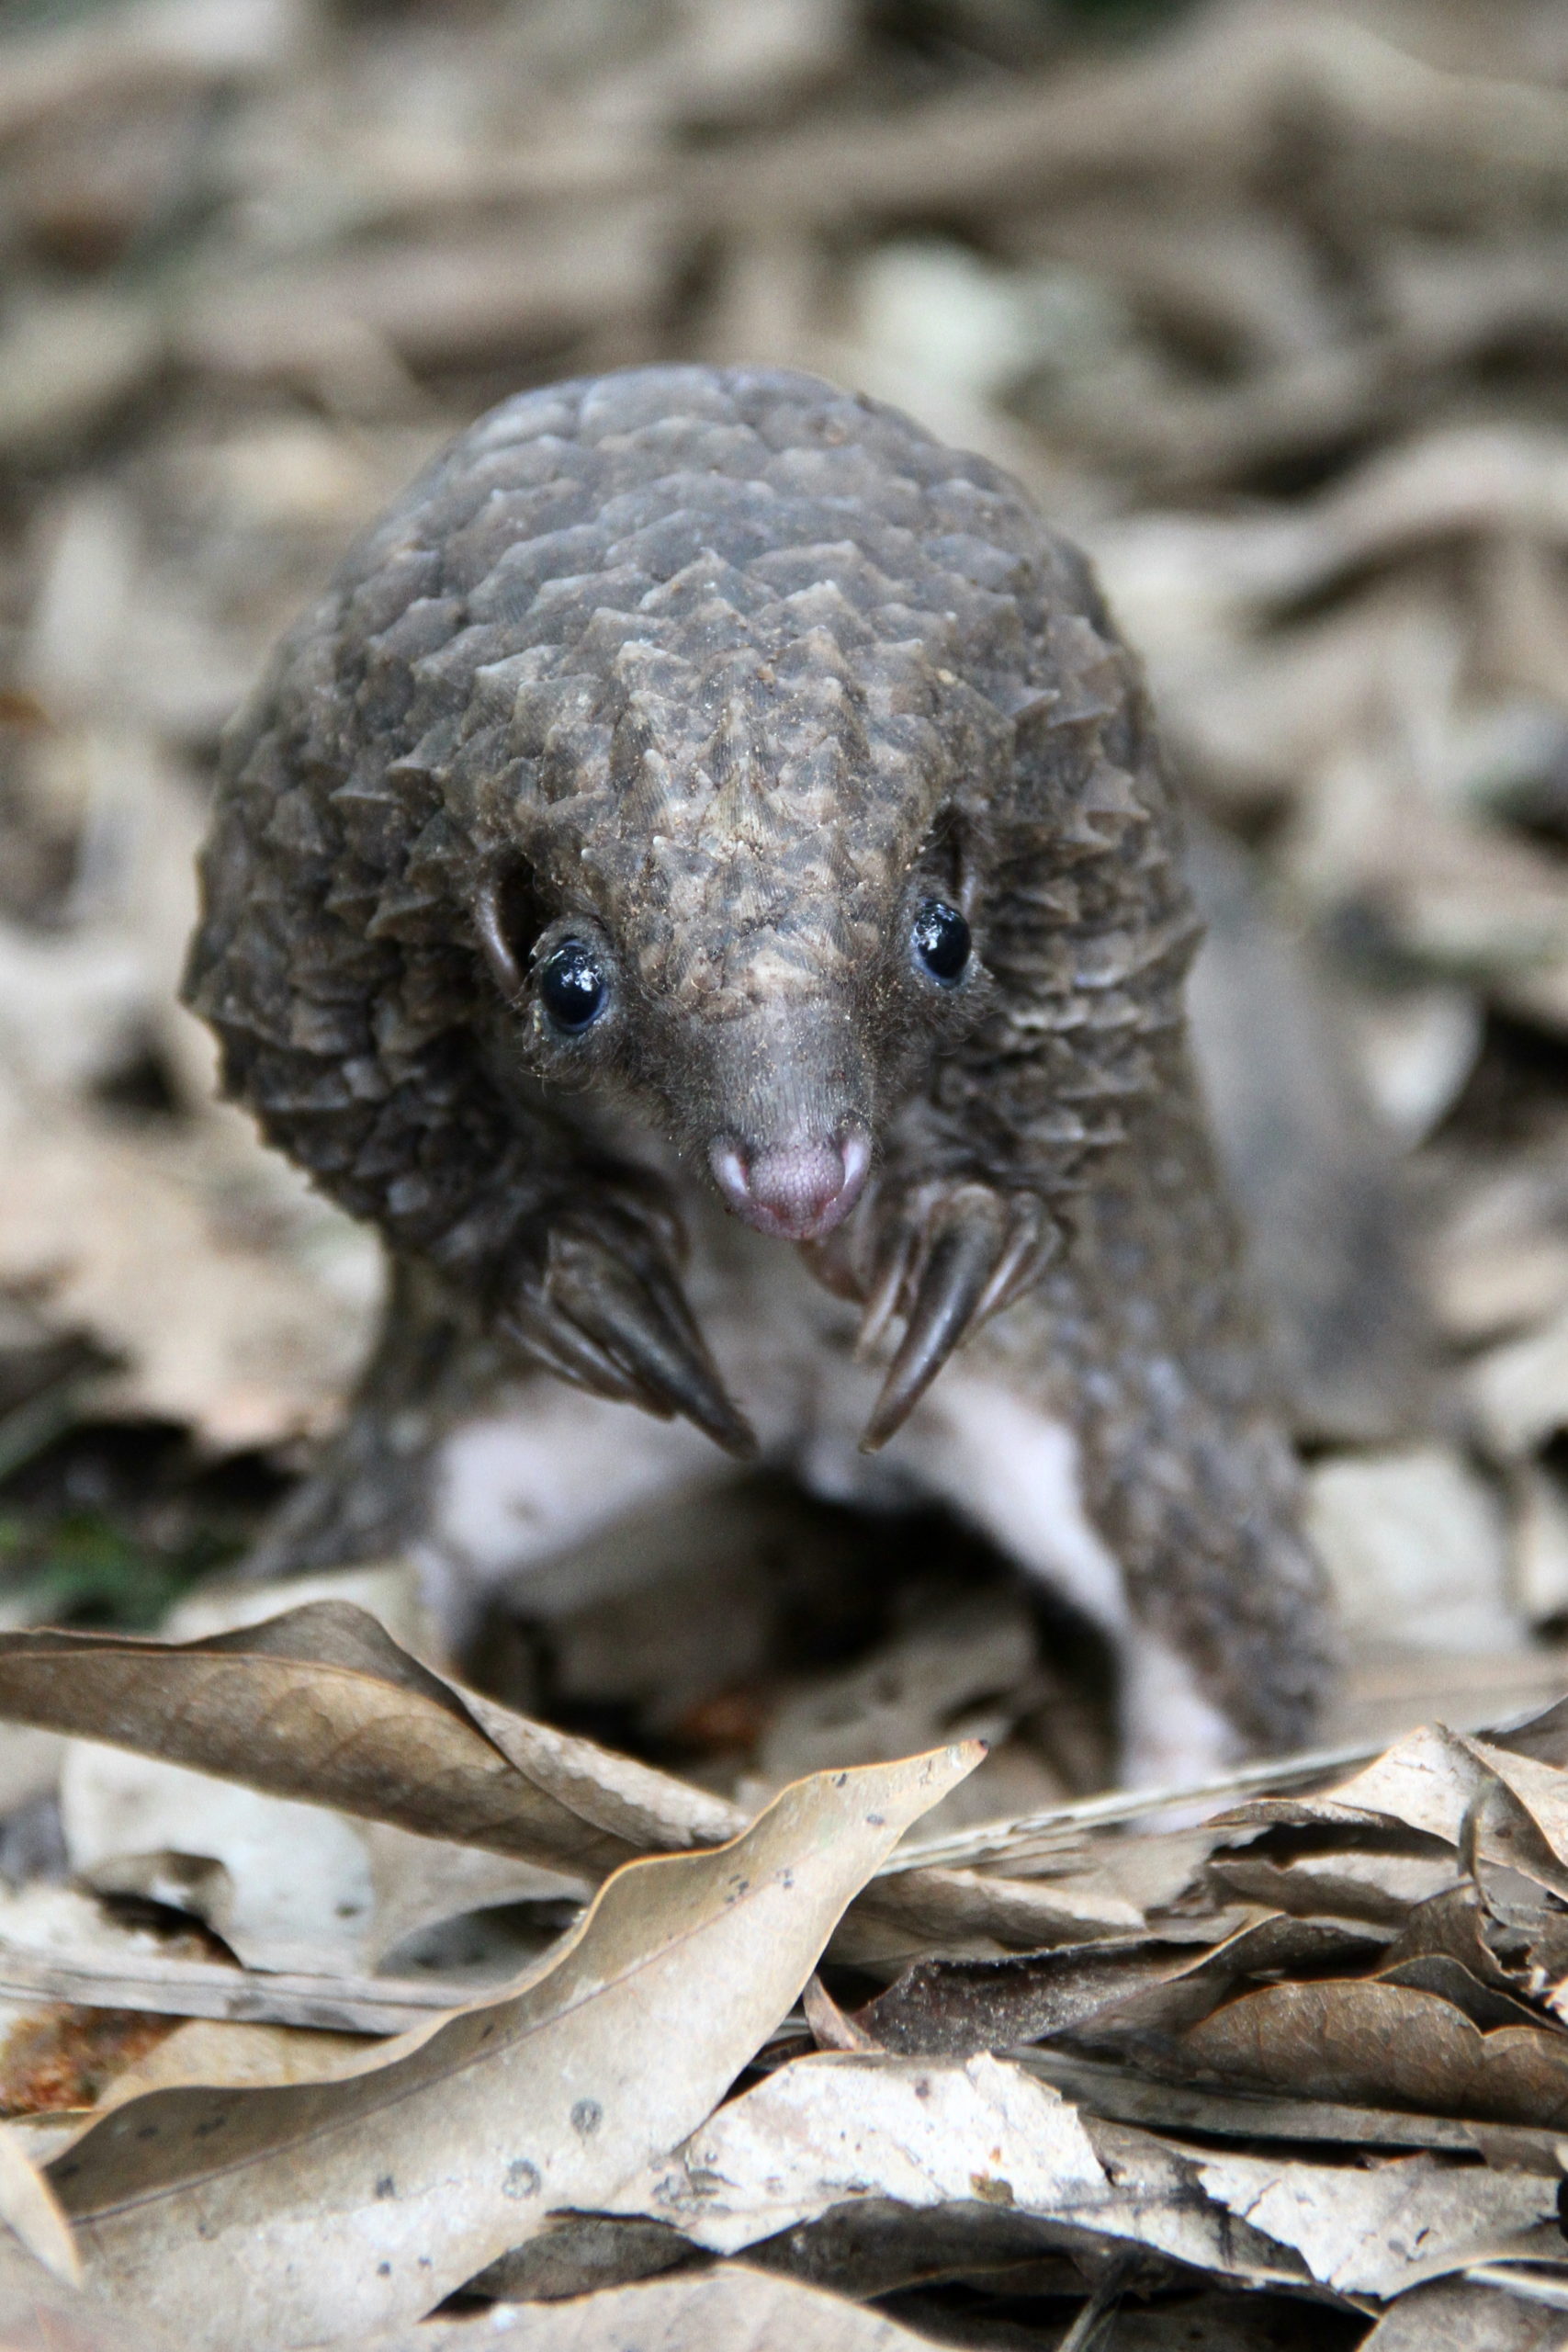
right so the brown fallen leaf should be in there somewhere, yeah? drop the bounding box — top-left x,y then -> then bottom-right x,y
1205,1833 -> 1463,1925
1022,2047 -> 1484,2152
0,1602 -> 1087,1956
852,1938 -> 1213,2058
0,1601 -> 743,1880
1180,1978 -> 1568,2129
854,1913 -> 1385,2063
51,1745 -> 975,2349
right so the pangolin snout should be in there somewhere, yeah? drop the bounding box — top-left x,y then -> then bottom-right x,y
708,1128 -> 871,1242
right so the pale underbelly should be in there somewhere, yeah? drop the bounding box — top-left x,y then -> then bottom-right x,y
420,1171 -> 1238,1785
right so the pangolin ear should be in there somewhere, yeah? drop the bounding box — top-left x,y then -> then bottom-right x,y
472,858 -> 547,999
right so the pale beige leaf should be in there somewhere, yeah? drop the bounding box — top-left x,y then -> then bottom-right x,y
1465,1738 -> 1568,1881
353,2264 -> 944,2351
51,1747 -> 976,2349
62,1743 -> 379,1976
606,2052 -> 1307,2288
1194,2150 -> 1559,2296
0,2230 -> 177,2352
95,2022 -> 370,2109
1235,1723 -> 1493,1847
1359,2276 -> 1568,2350
0,2124 -> 80,2288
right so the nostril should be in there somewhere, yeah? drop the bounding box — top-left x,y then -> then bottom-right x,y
710,1140 -> 750,1214
840,1129 -> 872,1202
709,1130 -> 871,1241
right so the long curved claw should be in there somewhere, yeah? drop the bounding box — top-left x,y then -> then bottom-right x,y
852,1220 -> 918,1363
859,1189 -> 1055,1453
549,1232 -> 757,1457
860,1213 -> 1001,1453
495,1293 -> 651,1411
497,1203 -> 756,1458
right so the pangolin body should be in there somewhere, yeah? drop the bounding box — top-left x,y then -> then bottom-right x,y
184,364 -> 1331,1779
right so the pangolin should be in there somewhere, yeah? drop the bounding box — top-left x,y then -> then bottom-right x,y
184,363 -> 1332,1782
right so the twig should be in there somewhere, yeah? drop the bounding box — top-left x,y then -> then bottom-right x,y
1056,2254 -> 1135,2352
876,1736 -> 1386,1876
0,1946 -> 482,2034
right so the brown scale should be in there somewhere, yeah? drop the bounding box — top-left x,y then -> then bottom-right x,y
184,364 -> 1331,1763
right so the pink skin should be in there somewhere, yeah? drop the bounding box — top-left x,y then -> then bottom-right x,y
709,1128 -> 872,1243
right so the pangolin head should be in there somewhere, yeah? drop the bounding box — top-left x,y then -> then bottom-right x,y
422,372 -> 1044,1242
461,547 -> 1020,1242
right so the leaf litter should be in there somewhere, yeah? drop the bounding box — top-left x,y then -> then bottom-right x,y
13,0 -> 1568,2344
53,1745 -> 976,2349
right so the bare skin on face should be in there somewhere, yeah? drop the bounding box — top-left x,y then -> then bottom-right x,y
185,363 -> 1333,1771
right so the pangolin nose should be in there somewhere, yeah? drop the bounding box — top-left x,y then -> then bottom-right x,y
709,1130 -> 871,1242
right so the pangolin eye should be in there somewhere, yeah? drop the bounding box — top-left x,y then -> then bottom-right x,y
538,940 -> 606,1032
911,899 -> 971,985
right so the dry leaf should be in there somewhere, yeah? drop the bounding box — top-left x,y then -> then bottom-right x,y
1180,1978 -> 1568,2128
1023,2046 -> 1484,2152
51,1746 -> 975,2347
0,1603 -> 1075,1956
1193,2148 -> 1560,2297
1359,2275 -> 1568,2349
607,2050 -> 1313,2290
0,1602 -> 743,1879
0,2123 -> 80,2289
355,2264 -> 944,2351
1303,1449 -> 1520,1657
850,1939 -> 1210,2059
0,2233 -> 177,2352
89,2020 -> 368,2110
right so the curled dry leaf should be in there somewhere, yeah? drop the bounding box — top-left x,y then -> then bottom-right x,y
0,1602 -> 1089,1956
852,1914 -> 1384,2063
50,1745 -> 976,2349
1179,1978 -> 1568,2130
0,1600 -> 742,1880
